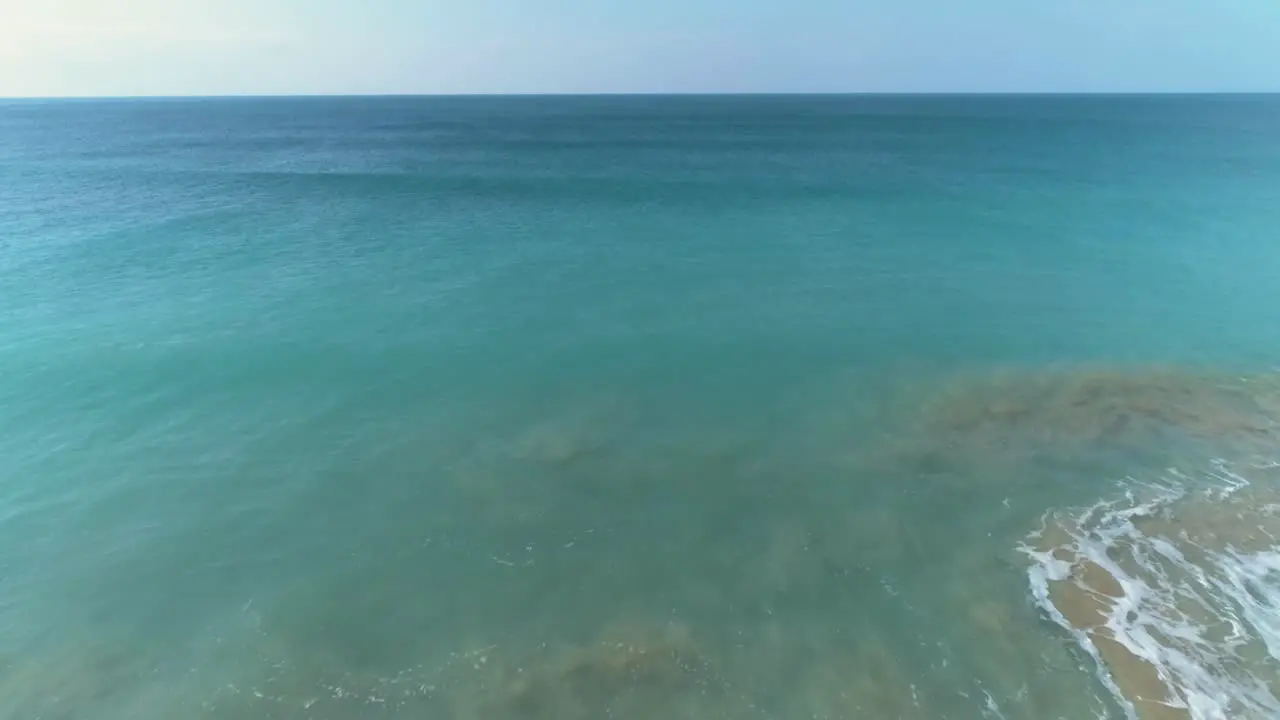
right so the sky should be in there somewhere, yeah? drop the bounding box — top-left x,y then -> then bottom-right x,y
1,0 -> 1278,97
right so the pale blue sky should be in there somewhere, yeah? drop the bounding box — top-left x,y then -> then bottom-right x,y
1,0 -> 1278,96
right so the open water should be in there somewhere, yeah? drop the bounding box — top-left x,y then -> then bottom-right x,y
2,95 -> 1280,719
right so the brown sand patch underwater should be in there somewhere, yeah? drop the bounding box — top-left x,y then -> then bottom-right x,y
872,367 -> 1280,479
474,621 -> 724,720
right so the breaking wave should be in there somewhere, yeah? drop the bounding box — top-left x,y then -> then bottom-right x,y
1023,461 -> 1280,719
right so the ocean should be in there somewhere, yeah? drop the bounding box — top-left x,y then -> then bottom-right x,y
2,95 -> 1280,719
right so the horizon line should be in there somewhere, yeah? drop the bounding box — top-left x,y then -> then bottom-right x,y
3,90 -> 1279,102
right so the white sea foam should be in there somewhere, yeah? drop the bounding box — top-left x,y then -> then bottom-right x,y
1022,464 -> 1280,719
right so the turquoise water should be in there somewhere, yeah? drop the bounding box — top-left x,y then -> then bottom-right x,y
2,95 -> 1280,719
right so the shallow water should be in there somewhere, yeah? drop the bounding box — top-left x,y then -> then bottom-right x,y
2,96 -> 1280,719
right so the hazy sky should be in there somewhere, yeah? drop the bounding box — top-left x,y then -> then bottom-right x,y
1,0 -> 1278,96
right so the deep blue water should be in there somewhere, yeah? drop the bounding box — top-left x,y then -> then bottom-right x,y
2,95 -> 1280,719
